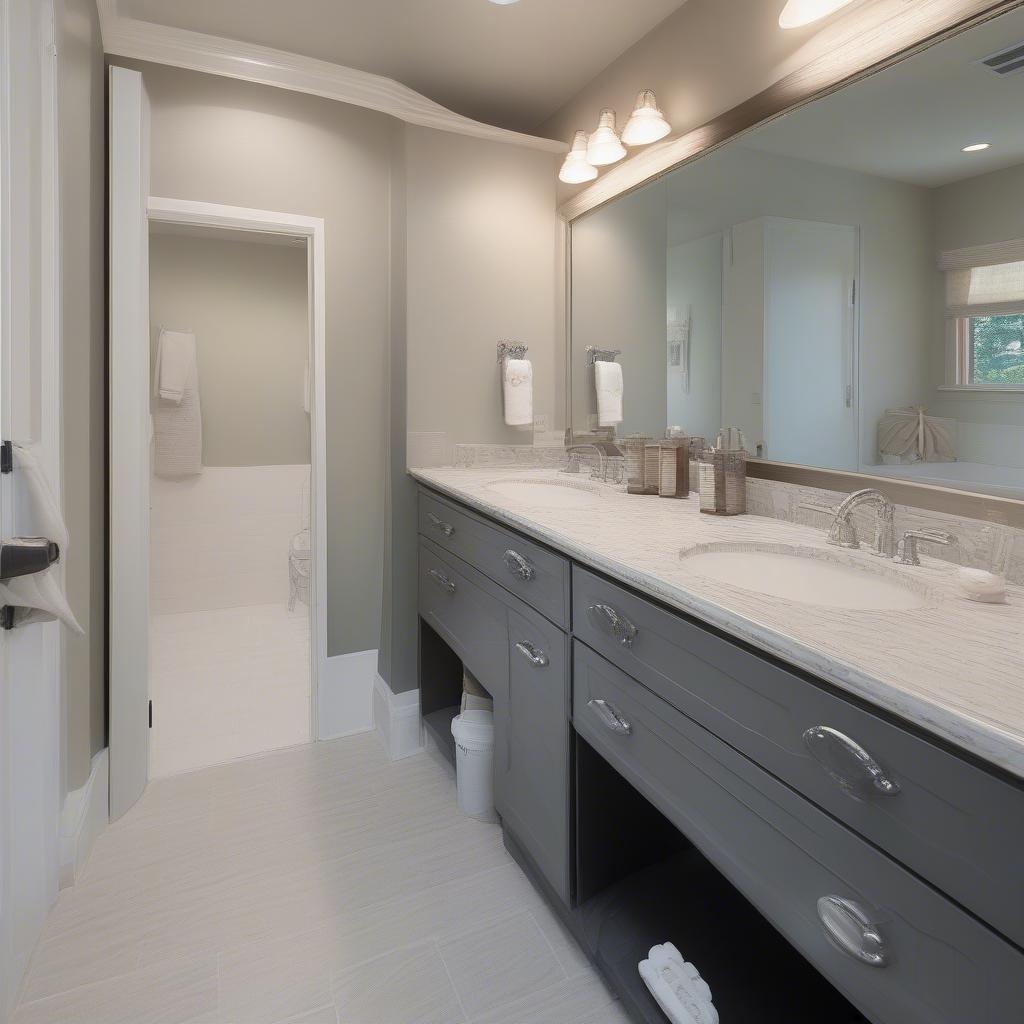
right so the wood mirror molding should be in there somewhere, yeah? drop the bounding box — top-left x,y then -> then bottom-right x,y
559,0 -> 1024,223
560,0 -> 1024,526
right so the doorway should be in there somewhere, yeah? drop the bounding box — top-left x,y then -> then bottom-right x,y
147,221 -> 318,776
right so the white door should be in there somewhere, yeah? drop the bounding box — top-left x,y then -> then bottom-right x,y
108,67 -> 151,820
763,219 -> 859,470
0,0 -> 63,1014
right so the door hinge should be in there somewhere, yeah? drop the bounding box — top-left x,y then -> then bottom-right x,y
850,279 -> 857,306
148,700 -> 153,729
1,441 -> 12,474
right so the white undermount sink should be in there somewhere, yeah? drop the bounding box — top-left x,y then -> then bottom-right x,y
678,542 -> 933,611
483,477 -> 607,509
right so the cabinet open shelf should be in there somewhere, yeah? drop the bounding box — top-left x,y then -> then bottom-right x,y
422,705 -> 459,766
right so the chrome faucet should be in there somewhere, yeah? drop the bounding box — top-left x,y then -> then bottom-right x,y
894,529 -> 956,566
799,488 -> 896,558
562,437 -> 624,483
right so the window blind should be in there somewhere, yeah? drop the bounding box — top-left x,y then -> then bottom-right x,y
940,239 -> 1024,319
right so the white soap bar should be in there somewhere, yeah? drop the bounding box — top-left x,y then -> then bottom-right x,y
958,567 -> 1008,604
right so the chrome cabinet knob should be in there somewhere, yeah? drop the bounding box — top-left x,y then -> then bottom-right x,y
816,896 -> 889,968
803,725 -> 900,798
503,549 -> 535,582
515,641 -> 548,667
587,602 -> 638,648
426,512 -> 454,537
587,698 -> 632,735
427,568 -> 456,594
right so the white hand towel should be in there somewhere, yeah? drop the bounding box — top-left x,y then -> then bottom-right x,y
594,359 -> 623,427
153,338 -> 203,478
154,329 -> 197,405
503,358 -> 533,427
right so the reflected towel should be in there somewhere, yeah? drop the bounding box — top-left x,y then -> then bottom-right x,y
153,337 -> 203,478
878,406 -> 956,463
154,329 -> 196,405
594,359 -> 623,427
503,358 -> 533,427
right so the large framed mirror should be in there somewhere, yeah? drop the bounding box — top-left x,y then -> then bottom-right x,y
569,5 -> 1024,514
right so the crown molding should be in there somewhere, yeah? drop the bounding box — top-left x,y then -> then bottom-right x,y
559,0 -> 1024,221
97,0 -> 566,154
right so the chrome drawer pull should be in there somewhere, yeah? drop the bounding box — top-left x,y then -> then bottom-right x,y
803,725 -> 900,798
427,512 -> 454,537
503,549 -> 536,582
588,698 -> 632,735
816,896 -> 888,968
587,602 -> 638,648
427,568 -> 456,594
515,641 -> 548,667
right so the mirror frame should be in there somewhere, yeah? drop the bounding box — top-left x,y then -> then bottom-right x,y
560,0 -> 1024,528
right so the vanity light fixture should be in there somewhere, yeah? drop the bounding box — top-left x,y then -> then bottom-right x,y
487,0 -> 521,5
621,90 -> 671,146
778,0 -> 857,29
586,108 -> 627,166
559,131 -> 599,184
962,142 -> 991,152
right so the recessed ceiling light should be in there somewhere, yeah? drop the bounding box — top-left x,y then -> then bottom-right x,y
962,142 -> 991,152
487,0 -> 520,5
778,0 -> 857,29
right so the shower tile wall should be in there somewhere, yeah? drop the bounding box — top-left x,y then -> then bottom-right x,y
150,464 -> 310,614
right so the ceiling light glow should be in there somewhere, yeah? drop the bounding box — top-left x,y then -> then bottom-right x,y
962,142 -> 991,152
586,109 -> 626,167
778,0 -> 857,29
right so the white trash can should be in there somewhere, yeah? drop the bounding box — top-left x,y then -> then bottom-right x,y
451,709 -> 497,822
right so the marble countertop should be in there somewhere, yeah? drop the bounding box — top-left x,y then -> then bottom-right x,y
410,465 -> 1024,780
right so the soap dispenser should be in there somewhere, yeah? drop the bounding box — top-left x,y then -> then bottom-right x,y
699,427 -> 747,515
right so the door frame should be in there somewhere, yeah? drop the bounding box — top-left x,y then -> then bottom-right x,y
143,197 -> 328,746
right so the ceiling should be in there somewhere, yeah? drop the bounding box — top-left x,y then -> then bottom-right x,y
740,7 -> 1024,188
113,0 -> 687,135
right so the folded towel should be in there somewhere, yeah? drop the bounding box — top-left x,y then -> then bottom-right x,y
3,445 -> 83,633
878,406 -> 956,463
154,329 -> 196,405
638,943 -> 717,1024
503,357 -> 533,427
594,359 -> 623,427
153,346 -> 203,478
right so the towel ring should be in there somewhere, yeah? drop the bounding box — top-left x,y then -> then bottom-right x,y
586,346 -> 621,365
497,341 -> 529,363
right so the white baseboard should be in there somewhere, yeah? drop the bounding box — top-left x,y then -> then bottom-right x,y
59,747 -> 109,888
373,674 -> 425,761
318,649 -> 377,740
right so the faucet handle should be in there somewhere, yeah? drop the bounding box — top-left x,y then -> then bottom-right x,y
797,501 -> 837,518
894,529 -> 956,566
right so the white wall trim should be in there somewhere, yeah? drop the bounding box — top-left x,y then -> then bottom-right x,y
59,748 -> 108,888
97,0 -> 564,155
146,196 -> 329,755
318,650 -> 378,740
373,675 -> 425,762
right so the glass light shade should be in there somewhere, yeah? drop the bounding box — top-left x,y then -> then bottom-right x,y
558,131 -> 598,184
586,109 -> 626,166
621,90 -> 671,146
778,0 -> 857,28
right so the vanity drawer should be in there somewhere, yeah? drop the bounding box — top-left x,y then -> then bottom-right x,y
419,539 -> 508,702
573,642 -> 1024,1024
419,489 -> 570,628
572,565 -> 1024,947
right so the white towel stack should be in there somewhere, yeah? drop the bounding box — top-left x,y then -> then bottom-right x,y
638,943 -> 717,1024
153,328 -> 203,478
0,444 -> 83,633
594,359 -> 623,427
502,357 -> 533,427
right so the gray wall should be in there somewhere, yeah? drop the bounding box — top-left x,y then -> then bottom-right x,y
404,126 -> 560,461
148,233 -> 310,467
117,59 -> 395,659
59,0 -> 106,793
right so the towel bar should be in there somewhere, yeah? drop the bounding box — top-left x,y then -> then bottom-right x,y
497,341 -> 529,363
586,346 -> 621,365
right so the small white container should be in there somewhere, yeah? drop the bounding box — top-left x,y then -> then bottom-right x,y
451,709 -> 497,822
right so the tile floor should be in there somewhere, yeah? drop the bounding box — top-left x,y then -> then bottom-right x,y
149,603 -> 311,777
15,733 -> 628,1024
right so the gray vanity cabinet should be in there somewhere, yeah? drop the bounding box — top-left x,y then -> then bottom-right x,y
495,604 -> 571,904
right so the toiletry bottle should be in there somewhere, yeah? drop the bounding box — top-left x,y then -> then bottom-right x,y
699,428 -> 747,515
